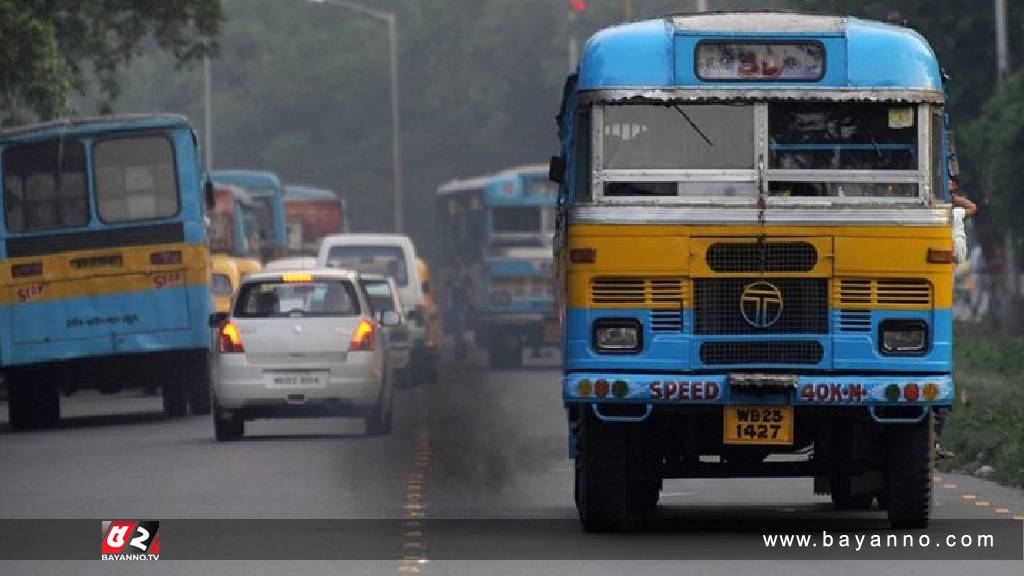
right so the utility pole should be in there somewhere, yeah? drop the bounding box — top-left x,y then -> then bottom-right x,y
308,0 -> 404,233
696,0 -> 709,12
995,0 -> 1009,77
623,0 -> 633,21
203,54 -> 213,169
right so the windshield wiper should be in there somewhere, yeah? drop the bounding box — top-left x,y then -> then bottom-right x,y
673,104 -> 714,147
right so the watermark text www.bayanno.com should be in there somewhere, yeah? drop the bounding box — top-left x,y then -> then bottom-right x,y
763,530 -> 996,552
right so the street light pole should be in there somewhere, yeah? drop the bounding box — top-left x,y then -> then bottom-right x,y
308,0 -> 404,233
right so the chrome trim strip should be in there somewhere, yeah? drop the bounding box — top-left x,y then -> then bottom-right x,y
570,205 -> 950,226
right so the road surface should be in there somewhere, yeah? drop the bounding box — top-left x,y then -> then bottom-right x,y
0,360 -> 1020,574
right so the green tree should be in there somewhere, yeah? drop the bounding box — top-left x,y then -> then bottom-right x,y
0,0 -> 222,124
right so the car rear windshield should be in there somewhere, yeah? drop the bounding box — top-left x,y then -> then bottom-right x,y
234,279 -> 360,318
362,279 -> 397,313
326,245 -> 408,286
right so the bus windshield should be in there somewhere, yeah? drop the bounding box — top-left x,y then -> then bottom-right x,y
594,102 -> 927,202
492,206 -> 541,234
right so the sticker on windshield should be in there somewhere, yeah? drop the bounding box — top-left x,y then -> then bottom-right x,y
888,107 -> 914,129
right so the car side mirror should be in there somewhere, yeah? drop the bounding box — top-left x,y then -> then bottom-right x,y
377,310 -> 401,327
204,178 -> 216,211
548,155 -> 565,185
209,312 -> 228,328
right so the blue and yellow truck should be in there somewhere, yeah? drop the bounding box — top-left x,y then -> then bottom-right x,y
552,12 -> 957,529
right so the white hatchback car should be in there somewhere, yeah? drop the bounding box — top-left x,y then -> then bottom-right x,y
209,269 -> 398,440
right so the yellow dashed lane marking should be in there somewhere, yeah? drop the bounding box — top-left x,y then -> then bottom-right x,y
1014,516 -> 1024,521
943,483 -> 957,489
962,494 -> 977,500
994,508 -> 1010,514
933,475 -> 943,482
974,501 -> 990,507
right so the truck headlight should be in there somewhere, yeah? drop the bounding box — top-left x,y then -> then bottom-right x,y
879,319 -> 928,355
593,319 -> 642,353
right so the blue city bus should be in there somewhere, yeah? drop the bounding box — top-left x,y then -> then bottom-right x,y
552,12 -> 957,529
210,169 -> 288,261
0,114 -> 214,427
437,164 -> 558,368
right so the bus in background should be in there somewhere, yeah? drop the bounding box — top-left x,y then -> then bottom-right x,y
210,169 -> 288,261
554,12 -> 958,529
283,184 -> 348,255
0,114 -> 213,427
207,182 -> 262,273
436,164 -> 557,368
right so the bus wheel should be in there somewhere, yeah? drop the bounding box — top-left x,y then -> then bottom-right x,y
8,368 -> 60,429
885,412 -> 933,529
575,406 -> 657,531
187,351 -> 212,416
161,366 -> 188,419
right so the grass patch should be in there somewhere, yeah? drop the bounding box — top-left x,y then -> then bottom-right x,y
939,329 -> 1024,488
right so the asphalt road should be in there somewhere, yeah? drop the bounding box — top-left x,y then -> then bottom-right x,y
0,358 -> 1020,574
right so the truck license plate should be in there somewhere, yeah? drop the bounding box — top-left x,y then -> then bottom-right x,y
723,406 -> 793,445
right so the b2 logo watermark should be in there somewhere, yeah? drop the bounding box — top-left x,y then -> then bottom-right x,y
101,520 -> 160,560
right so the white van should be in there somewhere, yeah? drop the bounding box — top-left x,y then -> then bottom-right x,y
318,234 -> 427,350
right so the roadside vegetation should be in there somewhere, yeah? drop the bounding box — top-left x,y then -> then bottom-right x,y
939,325 -> 1024,489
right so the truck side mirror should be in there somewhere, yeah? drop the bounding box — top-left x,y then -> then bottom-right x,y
549,155 -> 565,185
204,178 -> 216,211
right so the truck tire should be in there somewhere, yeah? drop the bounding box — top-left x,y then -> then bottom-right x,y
885,412 -> 933,529
187,351 -> 212,416
7,368 -> 60,429
575,407 -> 659,531
212,399 -> 243,441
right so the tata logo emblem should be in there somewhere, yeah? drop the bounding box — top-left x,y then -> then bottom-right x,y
740,281 -> 784,329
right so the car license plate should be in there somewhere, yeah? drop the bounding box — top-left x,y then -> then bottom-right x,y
723,406 -> 793,445
543,323 -> 560,343
265,371 -> 326,388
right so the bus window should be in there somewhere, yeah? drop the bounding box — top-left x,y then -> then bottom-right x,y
492,206 -> 541,234
602,104 -> 755,171
767,102 -> 920,199
95,136 -> 179,222
2,139 -> 88,231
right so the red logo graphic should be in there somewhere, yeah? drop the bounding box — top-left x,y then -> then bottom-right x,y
101,521 -> 160,560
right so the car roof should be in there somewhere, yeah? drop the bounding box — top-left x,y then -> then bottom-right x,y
241,268 -> 360,283
320,233 -> 414,248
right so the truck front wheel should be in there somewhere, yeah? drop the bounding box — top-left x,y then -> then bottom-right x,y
885,412 -> 934,529
575,406 -> 659,531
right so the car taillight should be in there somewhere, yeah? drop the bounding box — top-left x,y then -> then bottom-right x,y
349,319 -> 375,351
150,250 -> 183,265
219,321 -> 245,353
